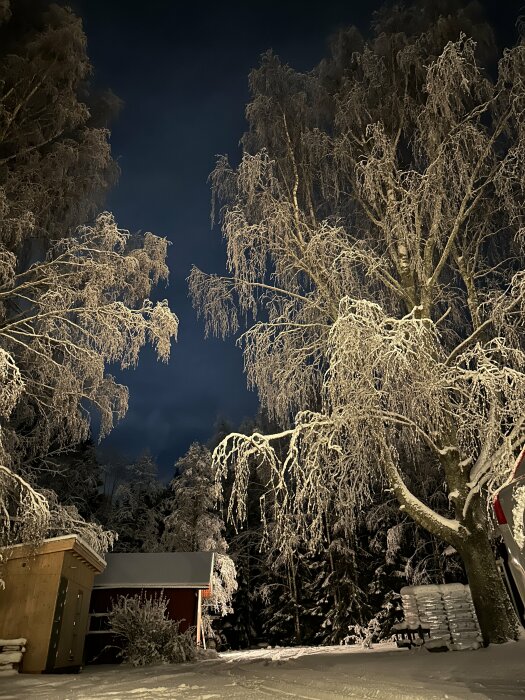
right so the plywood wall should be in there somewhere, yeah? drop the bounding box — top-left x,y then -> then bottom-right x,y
0,550 -> 63,672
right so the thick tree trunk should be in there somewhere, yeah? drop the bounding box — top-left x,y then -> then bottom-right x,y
437,448 -> 519,644
384,445 -> 519,644
457,527 -> 519,645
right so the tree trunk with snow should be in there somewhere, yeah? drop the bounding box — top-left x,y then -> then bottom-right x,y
401,480 -> 518,643
389,446 -> 519,644
450,466 -> 520,644
458,527 -> 518,645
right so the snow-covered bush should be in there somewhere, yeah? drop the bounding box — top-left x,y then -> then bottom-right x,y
107,592 -> 196,666
343,592 -> 403,647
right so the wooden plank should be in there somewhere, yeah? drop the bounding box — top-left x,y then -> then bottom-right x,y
45,576 -> 68,671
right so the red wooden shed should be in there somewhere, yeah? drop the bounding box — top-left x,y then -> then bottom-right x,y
85,552 -> 214,663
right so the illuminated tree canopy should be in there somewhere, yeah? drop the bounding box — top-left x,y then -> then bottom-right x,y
192,5 -> 525,643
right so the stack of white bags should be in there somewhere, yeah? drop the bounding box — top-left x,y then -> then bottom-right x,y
400,583 -> 482,650
441,583 -> 483,650
399,588 -> 426,638
0,638 -> 27,675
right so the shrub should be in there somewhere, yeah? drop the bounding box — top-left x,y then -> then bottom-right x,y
107,591 -> 196,666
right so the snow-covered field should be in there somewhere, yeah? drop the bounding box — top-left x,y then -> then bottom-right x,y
1,641 -> 525,699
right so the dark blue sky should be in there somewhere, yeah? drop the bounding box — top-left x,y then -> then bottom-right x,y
72,0 -> 520,477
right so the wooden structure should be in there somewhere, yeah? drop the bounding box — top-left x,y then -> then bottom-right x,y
392,622 -> 431,648
85,551 -> 214,663
0,535 -> 105,673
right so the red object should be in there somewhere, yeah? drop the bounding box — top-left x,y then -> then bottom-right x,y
494,495 -> 508,525
201,586 -> 212,599
85,587 -> 199,664
513,447 -> 525,479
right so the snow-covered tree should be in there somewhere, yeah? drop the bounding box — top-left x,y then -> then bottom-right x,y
162,444 -> 237,635
0,463 -> 115,560
0,213 -> 177,471
163,443 -> 226,553
0,1 -> 117,250
191,3 -> 525,643
103,453 -> 164,552
0,213 -> 177,544
0,2 -> 178,551
220,416 -> 458,647
36,441 -> 103,519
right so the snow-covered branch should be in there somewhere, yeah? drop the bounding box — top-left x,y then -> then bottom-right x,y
200,26 -> 525,640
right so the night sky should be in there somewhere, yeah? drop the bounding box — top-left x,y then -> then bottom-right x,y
71,0 -> 521,478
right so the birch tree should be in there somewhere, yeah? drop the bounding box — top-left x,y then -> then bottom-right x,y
0,212 -> 178,549
0,1 -> 117,250
191,3 -> 525,643
0,2 -> 178,551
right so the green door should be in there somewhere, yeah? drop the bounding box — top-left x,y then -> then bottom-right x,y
46,576 -> 68,671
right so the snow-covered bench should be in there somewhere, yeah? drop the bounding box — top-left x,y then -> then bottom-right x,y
392,622 -> 430,648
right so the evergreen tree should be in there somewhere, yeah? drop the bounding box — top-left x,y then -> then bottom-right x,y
162,443 -> 237,644
105,452 -> 164,552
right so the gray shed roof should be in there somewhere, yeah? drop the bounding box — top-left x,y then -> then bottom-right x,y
93,552 -> 214,589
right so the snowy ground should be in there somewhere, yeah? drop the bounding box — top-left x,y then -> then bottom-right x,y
1,641 -> 525,699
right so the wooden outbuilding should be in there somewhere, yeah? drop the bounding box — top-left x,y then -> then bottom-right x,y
0,535 -> 106,673
85,551 -> 214,663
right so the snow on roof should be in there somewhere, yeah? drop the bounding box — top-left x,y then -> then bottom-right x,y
93,552 -> 215,589
3,534 -> 106,573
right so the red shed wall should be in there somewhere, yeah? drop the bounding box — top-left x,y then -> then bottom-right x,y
85,587 -> 199,664
89,587 -> 198,630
